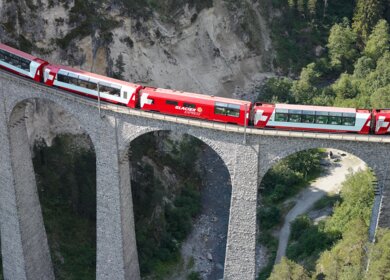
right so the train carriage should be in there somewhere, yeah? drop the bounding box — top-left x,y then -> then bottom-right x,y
140,87 -> 251,126
0,43 -> 48,81
253,103 -> 372,134
1,42 -> 390,136
372,109 -> 390,135
43,64 -> 142,108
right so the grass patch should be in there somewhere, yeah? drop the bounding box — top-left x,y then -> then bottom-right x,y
312,194 -> 340,211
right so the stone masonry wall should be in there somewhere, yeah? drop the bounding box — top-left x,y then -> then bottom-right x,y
1,70 -> 390,280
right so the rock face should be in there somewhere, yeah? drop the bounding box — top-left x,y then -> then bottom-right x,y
0,0 -> 274,98
23,99 -> 86,148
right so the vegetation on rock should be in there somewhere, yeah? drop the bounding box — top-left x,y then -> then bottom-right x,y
256,148 -> 323,280
33,134 -> 96,280
130,132 -> 204,278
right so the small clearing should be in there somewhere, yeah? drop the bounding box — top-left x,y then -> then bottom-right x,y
274,149 -> 367,263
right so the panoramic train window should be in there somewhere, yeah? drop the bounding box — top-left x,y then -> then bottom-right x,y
342,113 -> 356,126
275,109 -> 288,122
0,49 -> 31,71
166,100 -> 178,106
315,111 -> 329,124
183,103 -> 196,108
301,111 -> 315,123
214,102 -> 240,117
329,112 -> 342,125
288,109 -> 302,123
100,84 -> 120,96
79,79 -> 97,90
57,74 -> 78,85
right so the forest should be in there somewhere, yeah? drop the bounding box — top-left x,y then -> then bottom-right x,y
0,0 -> 389,279
257,0 -> 390,279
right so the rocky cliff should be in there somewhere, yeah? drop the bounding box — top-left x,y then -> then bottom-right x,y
0,0 -> 274,98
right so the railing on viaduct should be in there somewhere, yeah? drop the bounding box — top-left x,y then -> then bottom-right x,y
1,69 -> 390,280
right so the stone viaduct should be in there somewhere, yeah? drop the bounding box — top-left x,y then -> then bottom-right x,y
0,70 -> 389,280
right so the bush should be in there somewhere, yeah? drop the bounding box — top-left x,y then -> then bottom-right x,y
258,206 -> 281,230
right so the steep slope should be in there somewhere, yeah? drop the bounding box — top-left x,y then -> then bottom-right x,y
0,0 -> 274,98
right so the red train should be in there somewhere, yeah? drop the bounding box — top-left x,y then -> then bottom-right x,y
1,43 -> 390,135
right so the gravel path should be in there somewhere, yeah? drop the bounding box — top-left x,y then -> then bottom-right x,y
274,150 -> 367,263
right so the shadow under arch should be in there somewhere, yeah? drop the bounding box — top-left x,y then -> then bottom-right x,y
3,98 -> 96,279
126,129 -> 232,279
256,145 -> 379,278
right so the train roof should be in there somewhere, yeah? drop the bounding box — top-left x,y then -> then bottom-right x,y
255,102 -> 369,113
142,87 -> 251,105
46,64 -> 142,89
0,43 -> 47,63
276,103 -> 358,112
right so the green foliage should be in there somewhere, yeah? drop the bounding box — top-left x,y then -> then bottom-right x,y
112,53 -> 125,80
287,217 -> 338,270
56,0 -> 119,48
327,19 -> 359,72
260,149 -> 322,204
258,206 -> 281,230
291,62 -> 324,104
325,170 -> 375,234
273,14 -> 390,110
257,77 -> 294,103
366,228 -> 390,279
370,85 -> 390,108
352,0 -> 385,43
257,149 -> 323,279
256,231 -> 278,280
312,194 -> 340,211
32,135 -> 96,279
268,257 -> 311,280
279,168 -> 375,277
310,170 -> 375,279
332,73 -> 359,99
364,19 -> 390,61
130,132 -> 203,278
269,0 -> 355,74
315,218 -> 368,280
353,56 -> 375,78
187,271 -> 201,280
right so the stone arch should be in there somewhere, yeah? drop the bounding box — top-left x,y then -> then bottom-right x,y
123,128 -> 233,279
1,97 -> 97,280
255,136 -> 390,276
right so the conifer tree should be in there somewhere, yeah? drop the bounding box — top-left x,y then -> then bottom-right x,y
269,257 -> 311,280
364,19 -> 390,61
352,0 -> 384,43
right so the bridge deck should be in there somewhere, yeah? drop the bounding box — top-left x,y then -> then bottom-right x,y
1,69 -> 390,143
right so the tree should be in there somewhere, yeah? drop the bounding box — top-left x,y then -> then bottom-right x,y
365,228 -> 390,280
370,85 -> 390,108
353,56 -> 375,78
315,219 -> 368,280
327,20 -> 358,72
269,257 -> 311,280
291,63 -> 321,104
325,170 -> 374,234
363,51 -> 390,94
364,19 -> 390,61
332,73 -> 358,100
307,0 -> 317,16
113,53 -> 125,80
257,77 -> 293,103
352,0 -> 384,43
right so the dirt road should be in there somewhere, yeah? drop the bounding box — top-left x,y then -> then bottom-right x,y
274,150 -> 367,263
